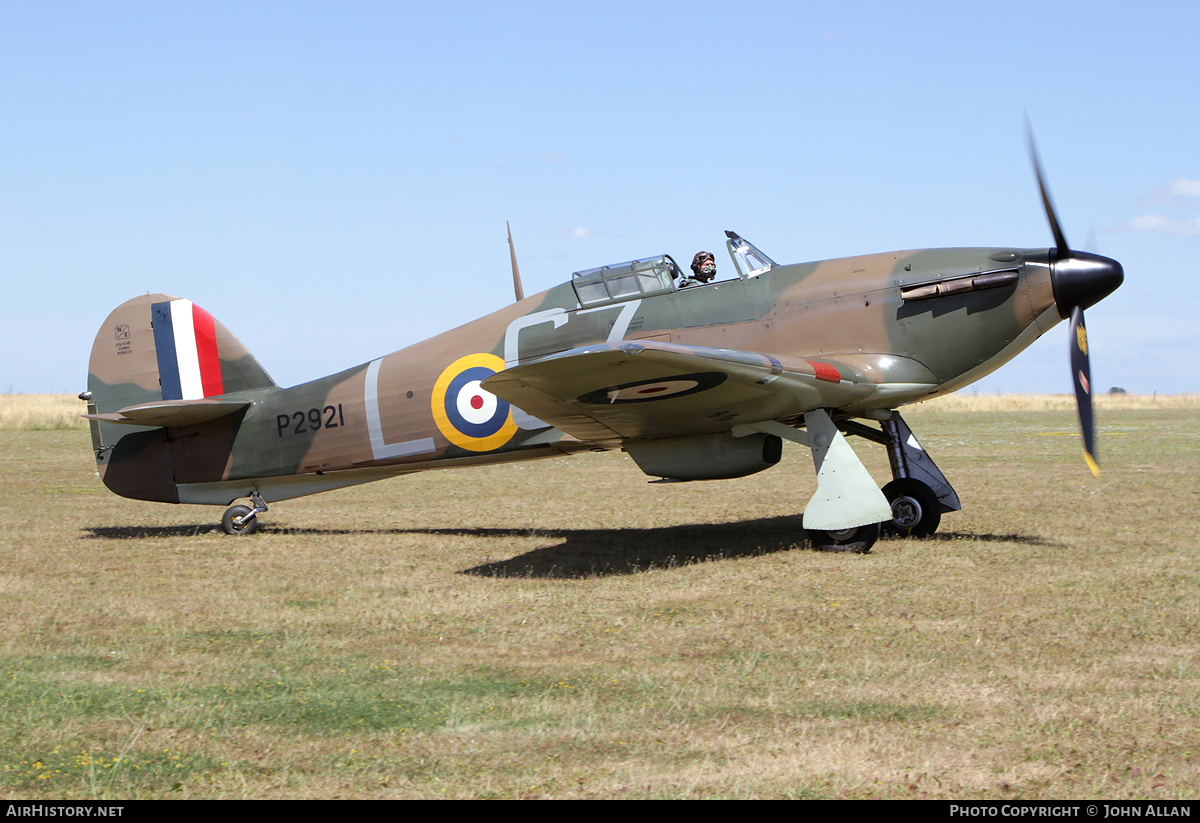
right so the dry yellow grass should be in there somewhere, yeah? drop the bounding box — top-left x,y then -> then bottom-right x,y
0,394 -> 89,430
1,405 -> 1198,799
910,392 -> 1200,412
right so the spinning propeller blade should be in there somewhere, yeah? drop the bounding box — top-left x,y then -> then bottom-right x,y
1027,126 -> 1123,476
1069,306 -> 1100,476
1028,129 -> 1071,259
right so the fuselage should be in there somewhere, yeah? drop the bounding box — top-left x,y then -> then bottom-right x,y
92,241 -> 1120,507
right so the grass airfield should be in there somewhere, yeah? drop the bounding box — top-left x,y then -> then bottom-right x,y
1,396 -> 1198,799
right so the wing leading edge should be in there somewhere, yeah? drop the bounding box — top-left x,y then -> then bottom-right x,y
482,340 -> 934,443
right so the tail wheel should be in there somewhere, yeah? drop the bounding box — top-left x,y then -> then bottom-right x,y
221,504 -> 260,536
805,522 -> 879,553
881,479 -> 941,537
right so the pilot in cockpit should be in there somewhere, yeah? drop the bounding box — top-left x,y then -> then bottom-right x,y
679,251 -> 717,288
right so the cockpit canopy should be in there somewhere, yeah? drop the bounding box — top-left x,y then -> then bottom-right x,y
571,255 -> 681,307
569,234 -> 778,308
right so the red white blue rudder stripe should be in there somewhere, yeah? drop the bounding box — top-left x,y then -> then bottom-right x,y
151,299 -> 224,400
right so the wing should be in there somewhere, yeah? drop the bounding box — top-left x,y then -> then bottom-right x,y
482,340 -> 928,443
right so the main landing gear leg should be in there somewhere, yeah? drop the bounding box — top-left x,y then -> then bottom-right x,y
733,413 -> 892,553
879,414 -> 960,537
843,413 -> 961,537
221,491 -> 269,536
800,409 -> 892,553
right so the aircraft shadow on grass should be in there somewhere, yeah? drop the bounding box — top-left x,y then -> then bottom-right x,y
80,520 -> 1062,580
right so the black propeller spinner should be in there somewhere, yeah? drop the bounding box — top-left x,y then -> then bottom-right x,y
1027,127 -> 1124,476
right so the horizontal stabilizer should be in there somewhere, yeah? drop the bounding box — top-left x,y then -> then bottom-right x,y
84,397 -> 251,428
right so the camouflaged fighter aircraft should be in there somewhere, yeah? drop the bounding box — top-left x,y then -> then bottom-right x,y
81,144 -> 1123,553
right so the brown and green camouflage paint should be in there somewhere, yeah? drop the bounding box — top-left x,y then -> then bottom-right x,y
85,243 -> 1061,508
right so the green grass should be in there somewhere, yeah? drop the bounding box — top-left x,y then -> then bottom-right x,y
1,407 -> 1198,798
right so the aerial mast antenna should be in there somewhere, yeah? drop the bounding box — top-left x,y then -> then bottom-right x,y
507,221 -> 525,303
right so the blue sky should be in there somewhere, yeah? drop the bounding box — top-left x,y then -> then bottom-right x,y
3,1 -> 1197,395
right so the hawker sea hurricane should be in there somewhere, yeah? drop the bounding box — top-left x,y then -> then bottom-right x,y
81,140 -> 1122,553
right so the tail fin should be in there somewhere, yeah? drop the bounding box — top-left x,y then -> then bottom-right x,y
85,295 -> 276,502
87,294 -> 276,416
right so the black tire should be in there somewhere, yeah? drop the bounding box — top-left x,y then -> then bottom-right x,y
221,504 -> 260,536
881,479 -> 941,537
805,522 -> 880,553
